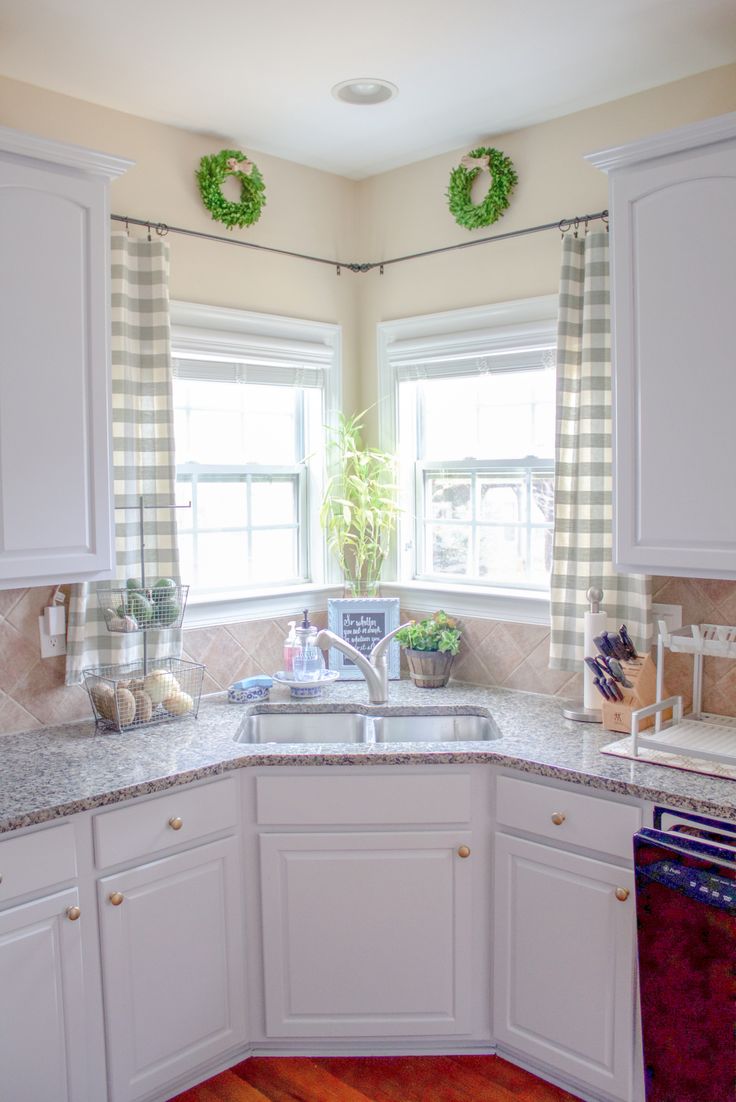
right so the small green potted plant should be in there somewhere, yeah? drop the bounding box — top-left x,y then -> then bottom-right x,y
395,611 -> 462,688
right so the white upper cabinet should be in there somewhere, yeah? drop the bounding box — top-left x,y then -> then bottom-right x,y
0,127 -> 131,589
587,113 -> 736,578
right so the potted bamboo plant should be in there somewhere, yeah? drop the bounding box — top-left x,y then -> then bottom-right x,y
395,611 -> 462,688
320,409 -> 400,596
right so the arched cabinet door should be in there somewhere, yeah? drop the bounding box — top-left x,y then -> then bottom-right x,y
588,113 -> 736,579
0,126 -> 131,588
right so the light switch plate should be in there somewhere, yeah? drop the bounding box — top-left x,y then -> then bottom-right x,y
38,614 -> 66,658
652,603 -> 683,633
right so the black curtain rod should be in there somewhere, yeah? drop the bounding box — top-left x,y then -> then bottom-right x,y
111,209 -> 608,275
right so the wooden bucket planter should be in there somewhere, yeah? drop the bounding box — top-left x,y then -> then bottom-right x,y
404,649 -> 455,688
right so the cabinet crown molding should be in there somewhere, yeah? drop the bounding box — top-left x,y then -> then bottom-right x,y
0,124 -> 133,178
585,110 -> 736,173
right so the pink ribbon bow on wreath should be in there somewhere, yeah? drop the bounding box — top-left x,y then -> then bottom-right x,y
460,153 -> 490,172
226,156 -> 254,176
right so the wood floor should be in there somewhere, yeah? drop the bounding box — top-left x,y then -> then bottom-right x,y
171,1055 -> 579,1102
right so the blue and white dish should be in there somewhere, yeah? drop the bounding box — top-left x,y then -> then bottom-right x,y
273,669 -> 340,698
227,675 -> 273,704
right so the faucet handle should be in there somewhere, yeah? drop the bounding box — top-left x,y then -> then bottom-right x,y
371,621 -> 414,662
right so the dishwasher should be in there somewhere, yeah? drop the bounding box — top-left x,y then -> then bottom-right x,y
634,808 -> 736,1102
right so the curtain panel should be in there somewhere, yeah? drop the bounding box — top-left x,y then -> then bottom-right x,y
549,231 -> 651,672
65,234 -> 182,683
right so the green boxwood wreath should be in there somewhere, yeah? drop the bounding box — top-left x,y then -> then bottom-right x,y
446,147 -> 518,231
196,149 -> 266,229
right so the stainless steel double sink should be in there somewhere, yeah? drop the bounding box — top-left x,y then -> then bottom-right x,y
234,709 -> 499,745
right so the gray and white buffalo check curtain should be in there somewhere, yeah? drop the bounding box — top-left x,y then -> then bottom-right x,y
549,231 -> 651,671
66,234 -> 182,683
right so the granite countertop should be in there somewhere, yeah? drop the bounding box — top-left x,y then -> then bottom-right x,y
2,679 -> 736,833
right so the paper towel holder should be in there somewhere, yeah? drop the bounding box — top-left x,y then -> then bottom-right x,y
561,586 -> 605,723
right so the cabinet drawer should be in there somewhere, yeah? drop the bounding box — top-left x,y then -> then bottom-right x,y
0,822 -> 77,906
256,772 -> 472,826
94,777 -> 238,868
496,775 -> 641,861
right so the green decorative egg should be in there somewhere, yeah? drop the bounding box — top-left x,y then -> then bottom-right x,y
155,598 -> 181,627
128,591 -> 154,624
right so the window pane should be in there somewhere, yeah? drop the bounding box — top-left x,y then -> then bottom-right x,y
478,526 -> 528,583
478,475 -> 526,523
531,475 -> 555,524
196,531 -> 249,589
176,475 -> 192,512
428,525 -> 469,575
251,478 -> 296,526
427,476 -> 471,521
177,533 -> 195,584
188,409 -> 244,465
242,414 -> 297,464
530,527 -> 554,585
197,479 -> 248,530
251,530 -> 298,582
421,377 -> 479,459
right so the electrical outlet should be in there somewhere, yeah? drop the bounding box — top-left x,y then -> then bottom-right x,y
38,614 -> 66,658
652,603 -> 683,633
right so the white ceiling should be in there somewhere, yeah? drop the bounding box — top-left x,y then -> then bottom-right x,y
1,0 -> 735,178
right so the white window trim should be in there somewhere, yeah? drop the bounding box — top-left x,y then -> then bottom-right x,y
171,301 -> 342,627
378,295 -> 557,627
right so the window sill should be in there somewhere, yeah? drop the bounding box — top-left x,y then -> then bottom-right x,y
183,583 -> 344,629
380,581 -> 550,626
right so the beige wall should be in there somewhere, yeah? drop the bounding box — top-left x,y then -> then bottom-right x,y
1,66 -> 736,733
0,74 -> 362,416
356,63 -> 736,429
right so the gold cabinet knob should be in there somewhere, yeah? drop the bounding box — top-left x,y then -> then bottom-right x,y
457,845 -> 471,859
168,816 -> 183,831
551,811 -> 566,826
66,905 -> 81,921
109,892 -> 124,906
615,887 -> 630,902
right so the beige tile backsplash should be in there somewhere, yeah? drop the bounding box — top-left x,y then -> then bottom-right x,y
1,577 -> 736,735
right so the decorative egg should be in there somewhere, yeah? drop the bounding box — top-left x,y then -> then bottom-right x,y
163,690 -> 193,716
114,687 -> 136,727
143,669 -> 180,705
132,689 -> 153,724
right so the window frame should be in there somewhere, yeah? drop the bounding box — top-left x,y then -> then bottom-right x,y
171,301 -> 343,627
377,295 -> 557,626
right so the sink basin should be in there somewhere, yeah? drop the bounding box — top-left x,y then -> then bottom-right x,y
371,712 -> 499,743
235,711 -> 368,744
234,709 -> 499,745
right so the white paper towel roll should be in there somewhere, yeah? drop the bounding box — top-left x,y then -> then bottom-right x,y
583,609 -> 607,711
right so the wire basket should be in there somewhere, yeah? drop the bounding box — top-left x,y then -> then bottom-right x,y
98,584 -> 189,633
83,657 -> 204,732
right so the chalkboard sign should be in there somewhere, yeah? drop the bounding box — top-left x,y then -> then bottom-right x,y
327,598 -> 401,680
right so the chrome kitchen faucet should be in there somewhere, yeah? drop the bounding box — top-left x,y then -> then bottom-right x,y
314,623 -> 413,704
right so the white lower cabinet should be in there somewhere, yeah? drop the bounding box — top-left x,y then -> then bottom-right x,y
259,829 -> 474,1037
0,887 -> 89,1102
97,837 -> 247,1102
493,832 -> 637,1101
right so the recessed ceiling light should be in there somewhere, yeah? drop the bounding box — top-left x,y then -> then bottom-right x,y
331,78 -> 398,106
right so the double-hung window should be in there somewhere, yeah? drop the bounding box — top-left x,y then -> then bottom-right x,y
171,302 -> 340,606
380,296 -> 556,603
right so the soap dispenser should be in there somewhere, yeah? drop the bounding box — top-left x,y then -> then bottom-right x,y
283,620 -> 298,674
292,610 -> 325,682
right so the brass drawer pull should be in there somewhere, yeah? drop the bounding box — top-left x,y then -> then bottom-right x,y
615,887 -> 630,902
168,816 -> 183,831
457,845 -> 471,859
109,892 -> 124,906
66,905 -> 81,921
551,811 -> 566,826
